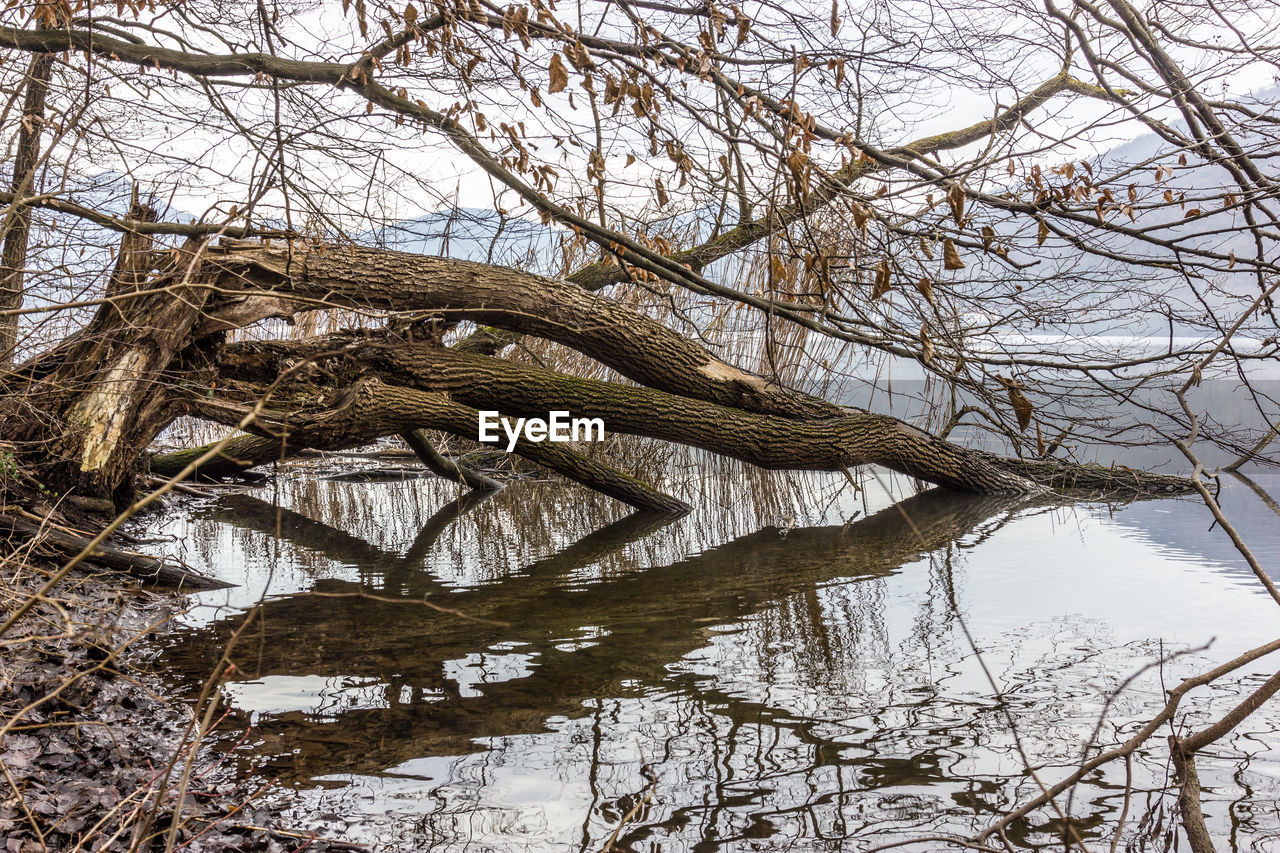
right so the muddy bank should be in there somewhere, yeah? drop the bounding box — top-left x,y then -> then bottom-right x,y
0,520 -> 360,852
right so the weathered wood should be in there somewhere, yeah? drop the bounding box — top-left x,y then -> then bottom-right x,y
201,241 -> 841,421
150,433 -> 288,479
0,513 -> 232,590
4,240 -> 217,502
193,369 -> 1032,495
184,376 -> 692,512
210,334 -> 1195,496
401,429 -> 504,492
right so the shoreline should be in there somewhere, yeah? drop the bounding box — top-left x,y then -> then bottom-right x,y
0,550 -> 359,852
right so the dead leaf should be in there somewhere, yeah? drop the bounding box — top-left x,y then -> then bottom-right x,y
1008,385 -> 1033,432
770,253 -> 787,282
873,259 -> 891,299
1036,219 -> 1049,246
920,325 -> 934,365
942,238 -> 964,270
914,276 -> 934,304
947,184 -> 965,226
548,54 -> 568,94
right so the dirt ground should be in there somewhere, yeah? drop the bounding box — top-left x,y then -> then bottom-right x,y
0,541 -> 359,852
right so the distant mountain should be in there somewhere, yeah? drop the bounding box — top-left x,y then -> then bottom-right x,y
375,208 -> 561,272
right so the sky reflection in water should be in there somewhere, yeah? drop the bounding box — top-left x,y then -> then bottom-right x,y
149,458 -> 1280,852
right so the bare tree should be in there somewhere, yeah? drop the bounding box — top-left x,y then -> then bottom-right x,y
1,0 -> 1277,519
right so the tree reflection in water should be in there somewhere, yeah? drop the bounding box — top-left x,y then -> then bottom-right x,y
152,464 -> 1280,851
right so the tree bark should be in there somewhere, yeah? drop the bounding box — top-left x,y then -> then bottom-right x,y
8,235 -> 1192,520
211,333 -> 1190,495
400,429 -> 504,492
202,240 -> 841,420
4,239 -> 216,503
0,513 -> 231,589
0,48 -> 54,364
195,346 -> 1039,494
185,377 -> 693,512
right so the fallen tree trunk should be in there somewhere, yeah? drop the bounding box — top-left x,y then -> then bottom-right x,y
0,513 -> 231,590
180,377 -> 692,512
149,433 -> 288,479
208,334 -> 1192,496
4,238 -> 218,504
201,240 -> 841,420
6,233 -> 1191,544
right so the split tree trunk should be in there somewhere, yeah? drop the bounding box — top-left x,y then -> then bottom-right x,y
4,237 -> 216,505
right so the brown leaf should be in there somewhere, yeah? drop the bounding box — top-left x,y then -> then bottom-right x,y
655,176 -> 669,207
830,0 -> 840,35
548,53 -> 568,94
1008,386 -> 1033,432
1184,208 -> 1200,218
770,253 -> 787,282
736,13 -> 751,45
872,259 -> 891,299
980,225 -> 995,251
404,2 -> 418,24
920,325 -> 934,365
946,184 -> 965,226
1036,218 -> 1049,246
919,235 -> 934,260
942,238 -> 964,270
914,276 -> 934,304
786,149 -> 809,184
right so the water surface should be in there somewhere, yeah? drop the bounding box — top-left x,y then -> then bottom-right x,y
149,459 -> 1280,851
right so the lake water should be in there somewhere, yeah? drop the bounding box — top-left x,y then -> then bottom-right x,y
145,449 -> 1280,852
